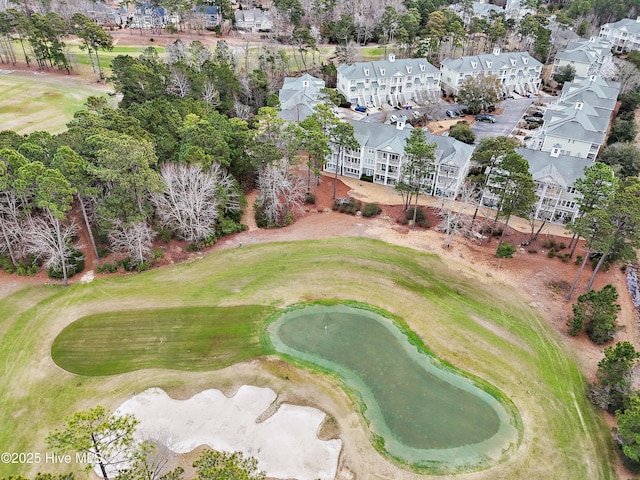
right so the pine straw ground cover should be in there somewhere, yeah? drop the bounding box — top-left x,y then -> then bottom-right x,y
0,238 -> 615,479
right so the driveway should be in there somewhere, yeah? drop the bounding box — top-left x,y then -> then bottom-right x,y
471,98 -> 533,141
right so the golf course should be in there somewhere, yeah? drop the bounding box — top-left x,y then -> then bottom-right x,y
0,237 -> 616,478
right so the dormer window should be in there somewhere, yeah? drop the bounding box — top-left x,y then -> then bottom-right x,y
302,80 -> 309,87
523,57 -> 528,64
406,66 -> 412,73
575,102 -> 584,110
487,61 -> 492,68
364,68 -> 369,76
380,68 -> 385,75
419,64 -> 425,71
510,58 -> 516,66
471,61 -> 477,69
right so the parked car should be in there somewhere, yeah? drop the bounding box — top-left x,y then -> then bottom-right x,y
531,110 -> 544,117
446,110 -> 457,118
524,116 -> 544,124
354,105 -> 367,113
487,105 -> 496,112
475,114 -> 495,123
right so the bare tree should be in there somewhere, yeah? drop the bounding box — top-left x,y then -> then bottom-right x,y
107,220 -> 155,267
201,80 -> 220,106
152,162 -> 240,243
438,182 -> 475,248
234,98 -> 252,120
166,66 -> 191,98
164,39 -> 187,65
24,212 -> 80,278
255,160 -> 306,227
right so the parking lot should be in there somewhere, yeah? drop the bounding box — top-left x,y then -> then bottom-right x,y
470,98 -> 536,141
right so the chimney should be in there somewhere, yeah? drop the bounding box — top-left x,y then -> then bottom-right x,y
493,47 -> 501,56
388,53 -> 396,62
575,102 -> 584,110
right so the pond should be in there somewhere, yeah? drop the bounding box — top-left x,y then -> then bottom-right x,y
268,304 -> 519,471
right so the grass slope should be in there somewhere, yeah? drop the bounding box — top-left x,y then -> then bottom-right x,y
0,238 -> 615,479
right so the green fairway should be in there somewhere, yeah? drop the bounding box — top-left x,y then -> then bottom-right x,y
0,71 -> 111,134
52,305 -> 275,375
0,238 -> 616,478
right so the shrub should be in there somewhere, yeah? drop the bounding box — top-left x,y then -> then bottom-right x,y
575,255 -> 583,265
97,247 -> 110,258
405,208 -> 430,228
492,228 -> 503,237
304,193 -> 315,205
153,248 -> 164,260
157,227 -> 173,243
47,250 -> 85,280
0,255 -> 15,274
185,242 -> 204,252
542,238 -> 557,249
547,248 -> 556,258
362,203 -> 382,217
96,262 -> 118,274
360,174 -> 373,183
560,253 -> 571,263
217,217 -> 246,236
527,248 -> 538,254
496,242 -> 516,258
558,242 -> 566,250
334,198 -> 362,215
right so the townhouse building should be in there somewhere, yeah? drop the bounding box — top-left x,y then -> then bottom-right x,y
538,76 -> 620,160
599,16 -> 640,52
278,74 -> 326,122
336,55 -> 441,108
440,48 -> 543,97
324,121 -> 474,198
551,37 -> 617,80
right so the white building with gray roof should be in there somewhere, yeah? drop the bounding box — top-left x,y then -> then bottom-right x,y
440,48 -> 543,96
516,148 -> 593,224
551,37 -> 617,80
336,54 -> 441,108
599,16 -> 640,52
278,73 -> 325,122
537,75 -> 620,160
324,120 -> 474,198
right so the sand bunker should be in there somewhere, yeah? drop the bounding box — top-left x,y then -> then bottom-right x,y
114,386 -> 341,480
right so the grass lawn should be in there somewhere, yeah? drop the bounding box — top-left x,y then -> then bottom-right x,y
0,238 -> 616,479
0,71 -> 112,134
52,305 -> 275,375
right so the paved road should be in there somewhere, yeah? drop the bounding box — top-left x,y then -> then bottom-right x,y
471,98 -> 534,141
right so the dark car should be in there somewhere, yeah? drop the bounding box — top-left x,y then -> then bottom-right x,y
531,110 -> 544,117
475,114 -> 495,123
354,105 -> 367,113
524,116 -> 544,124
446,110 -> 458,118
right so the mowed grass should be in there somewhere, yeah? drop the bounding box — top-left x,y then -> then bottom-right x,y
0,238 -> 616,479
0,71 -> 111,133
52,305 -> 275,375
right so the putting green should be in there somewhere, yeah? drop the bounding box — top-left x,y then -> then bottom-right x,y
269,303 -> 519,471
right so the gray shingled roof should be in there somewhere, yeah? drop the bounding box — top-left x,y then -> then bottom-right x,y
440,50 -> 542,74
337,57 -> 439,81
554,37 -> 613,65
602,17 -> 640,35
347,120 -> 474,168
278,74 -> 325,122
516,148 -> 592,186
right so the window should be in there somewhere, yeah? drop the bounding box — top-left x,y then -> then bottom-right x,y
302,80 -> 309,87
380,68 -> 385,75
487,61 -> 492,68
566,186 -> 576,194
407,66 -> 412,73
367,147 -> 374,154
364,68 -> 369,76
419,64 -> 425,71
